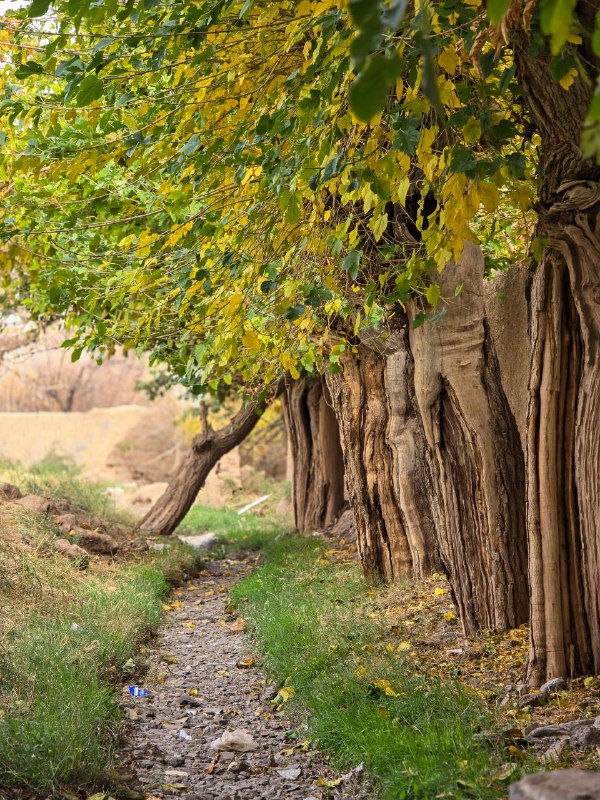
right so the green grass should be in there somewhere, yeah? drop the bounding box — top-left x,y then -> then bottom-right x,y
227,528 -> 518,800
0,493 -> 201,794
0,452 -> 134,525
183,502 -> 286,552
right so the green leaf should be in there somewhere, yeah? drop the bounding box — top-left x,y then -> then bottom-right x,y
426,283 -> 441,307
14,61 -> 44,79
486,0 -> 511,24
540,0 -> 576,54
349,54 -> 402,122
342,249 -> 361,279
75,73 -> 104,106
28,0 -> 52,18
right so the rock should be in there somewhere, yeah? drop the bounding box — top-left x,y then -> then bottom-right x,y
517,691 -> 550,709
53,538 -> 90,566
177,532 -> 219,552
541,677 -> 566,694
571,717 -> 600,751
330,507 -> 355,541
277,767 -> 302,780
14,494 -> 53,515
74,529 -> 119,555
0,482 -> 23,501
541,738 -> 568,764
210,729 -> 259,753
509,768 -> 600,799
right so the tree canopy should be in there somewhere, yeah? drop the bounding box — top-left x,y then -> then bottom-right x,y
0,0 -> 596,388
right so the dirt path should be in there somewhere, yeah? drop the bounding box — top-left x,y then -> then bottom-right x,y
119,557 -> 372,800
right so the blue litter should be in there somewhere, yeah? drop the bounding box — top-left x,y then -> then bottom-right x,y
128,685 -> 149,697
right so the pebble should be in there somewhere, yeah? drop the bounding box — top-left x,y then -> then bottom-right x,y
118,559 -> 371,799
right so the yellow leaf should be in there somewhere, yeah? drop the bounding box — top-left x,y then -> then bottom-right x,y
316,777 -> 343,788
277,686 -> 295,703
373,679 -> 401,697
356,665 -> 367,677
397,641 -> 412,652
241,329 -> 261,351
443,611 -> 456,621
434,588 -> 446,596
559,68 -> 578,91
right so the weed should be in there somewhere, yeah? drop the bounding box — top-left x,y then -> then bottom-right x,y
227,529 -> 521,800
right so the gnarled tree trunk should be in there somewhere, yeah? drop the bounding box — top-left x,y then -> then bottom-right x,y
516,42 -> 600,683
326,334 -> 442,582
409,242 -> 528,634
140,388 -> 281,536
328,242 -> 527,635
282,376 -> 345,532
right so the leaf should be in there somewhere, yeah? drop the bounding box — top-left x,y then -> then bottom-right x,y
434,587 -> 446,596
426,283 -> 441,306
350,54 -> 402,122
316,777 -> 343,788
487,0 -> 511,24
540,0 -> 576,54
15,61 -> 44,79
75,74 -> 104,106
241,329 -> 261,351
276,685 -> 295,703
27,0 -> 52,17
372,679 -> 402,696
342,249 -> 361,279
181,133 -> 200,156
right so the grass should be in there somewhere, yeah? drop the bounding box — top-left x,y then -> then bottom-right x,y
0,452 -> 134,525
215,526 -> 523,800
0,463 -> 201,796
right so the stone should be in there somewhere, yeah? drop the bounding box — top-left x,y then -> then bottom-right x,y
177,532 -> 219,552
571,718 -> 600,751
541,739 -> 568,764
277,767 -> 302,780
209,730 -> 259,753
540,677 -> 566,694
53,538 -> 90,566
517,691 -> 549,709
0,482 -> 23,501
509,769 -> 600,799
74,529 -> 119,555
14,494 -> 53,515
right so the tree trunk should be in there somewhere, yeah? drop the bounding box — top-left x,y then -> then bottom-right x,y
282,376 -> 345,532
409,241 -> 528,634
140,391 -> 279,536
515,42 -> 600,682
328,242 -> 527,636
326,335 -> 442,582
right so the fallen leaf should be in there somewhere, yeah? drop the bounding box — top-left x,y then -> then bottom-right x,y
229,617 -> 246,633
236,657 -> 255,668
316,777 -> 343,787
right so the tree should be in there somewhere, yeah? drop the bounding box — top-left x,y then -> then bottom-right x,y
2,0 -> 599,680
141,384 -> 283,535
282,375 -> 345,533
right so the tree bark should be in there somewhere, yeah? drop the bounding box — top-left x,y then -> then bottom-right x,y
140,388 -> 280,536
409,241 -> 528,634
515,40 -> 600,682
327,242 -> 527,636
326,334 -> 442,582
282,376 -> 345,532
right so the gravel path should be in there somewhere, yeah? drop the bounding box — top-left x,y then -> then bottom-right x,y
119,557 -> 372,800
